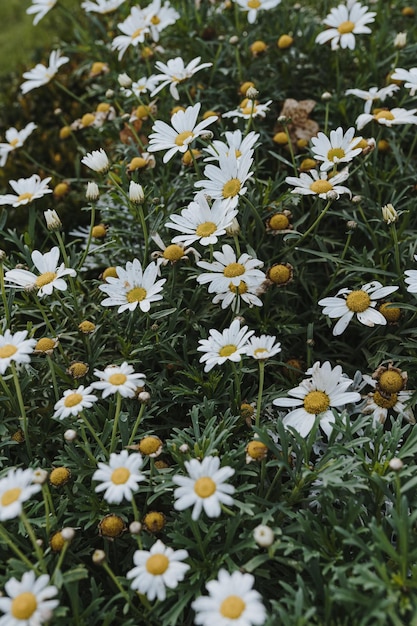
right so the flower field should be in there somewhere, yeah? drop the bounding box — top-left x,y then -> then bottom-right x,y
1,0 -> 417,624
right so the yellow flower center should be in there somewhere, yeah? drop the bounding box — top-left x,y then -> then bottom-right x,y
222,178 -> 241,198
254,348 -> 268,357
50,531 -> 65,552
310,180 -> 333,194
163,244 -> 184,261
68,362 -> 89,378
345,290 -> 371,313
375,110 -> 395,121
1,487 -> 22,507
175,130 -> 194,146
131,27 -> 144,39
229,280 -> 248,295
220,595 -> 246,619
196,221 -> 217,237
146,553 -> 169,575
81,113 -> 96,127
0,344 -> 18,359
17,192 -> 34,203
327,148 -> 345,161
11,592 -> 37,620
246,440 -> 268,459
138,436 -> 162,455
108,373 -> 128,386
373,390 -> 397,409
337,20 -> 355,34
378,371 -> 404,394
35,271 -> 57,288
10,138 -> 20,147
50,467 -> 71,486
127,287 -> 147,303
247,0 -> 261,7
219,344 -> 237,357
111,467 -> 130,485
223,262 -> 245,278
63,393 -> 83,408
303,390 -> 330,415
268,264 -> 291,284
99,514 -> 125,537
269,214 -> 290,230
92,224 -> 107,238
129,156 -> 147,170
194,476 -> 216,498
150,15 -> 161,24
143,511 -> 165,532
35,338 -> 56,352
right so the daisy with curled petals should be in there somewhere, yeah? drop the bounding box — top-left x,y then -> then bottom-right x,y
235,0 -> 281,23
246,335 -> 282,360
345,85 -> 399,115
195,151 -> 254,210
20,50 -> 69,94
26,0 -> 57,25
355,107 -> 417,131
150,56 -> 212,100
147,103 -> 217,163
404,255 -> 417,293
0,468 -> 41,521
0,329 -> 36,375
203,130 -> 259,163
0,571 -> 59,625
391,67 -> 417,97
92,362 -> 146,398
126,539 -> 189,601
165,193 -> 238,247
197,318 -> 254,372
192,569 -> 266,626
0,123 -> 37,167
318,281 -> 399,336
273,361 -> 361,438
92,450 -> 145,504
82,0 -> 125,13
361,375 -> 415,426
315,0 -> 376,51
311,127 -> 363,171
173,456 -> 235,520
81,148 -> 110,173
222,98 -> 272,120
111,7 -> 150,60
99,259 -> 166,313
0,174 -> 52,207
285,168 -> 351,199
196,244 -> 265,295
53,385 -> 98,420
5,247 -> 76,297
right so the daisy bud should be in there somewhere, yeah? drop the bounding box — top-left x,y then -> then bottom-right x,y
33,468 -> 48,484
326,190 -> 338,201
352,195 -> 362,204
0,249 -> 6,262
246,86 -> 259,100
44,209 -> 62,231
105,89 -> 114,98
347,220 -> 357,230
61,527 -> 75,542
81,148 -> 110,174
225,217 -> 240,236
64,429 -> 78,442
129,181 -> 145,204
229,35 -> 239,45
92,549 -> 106,565
200,130 -> 214,141
179,443 -> 190,453
86,181 -> 100,201
321,91 -> 332,101
394,32 -> 407,48
382,203 -> 398,225
253,524 -> 275,547
129,521 -> 142,535
138,391 -> 151,404
389,458 -> 404,471
118,72 -> 132,87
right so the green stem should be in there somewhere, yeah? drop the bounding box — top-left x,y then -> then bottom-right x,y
128,404 -> 146,446
46,355 -> 59,402
11,363 -> 32,459
0,261 -> 11,329
110,394 -> 122,454
77,203 -> 96,271
79,412 -> 109,458
284,126 -> 297,175
231,361 -> 242,413
287,200 -> 332,251
390,224 -> 402,279
78,423 -> 100,465
55,80 -> 87,105
51,541 -> 70,584
134,201 -> 149,263
0,524 -> 39,572
20,510 -> 46,572
190,519 -> 205,557
255,361 -> 265,428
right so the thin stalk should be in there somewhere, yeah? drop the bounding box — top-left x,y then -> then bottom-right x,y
110,394 -> 122,454
79,411 -> 109,458
231,361 -> 242,413
128,403 -> 146,446
11,363 -> 31,459
77,203 -> 96,271
0,525 -> 38,571
255,361 -> 265,428
51,541 -> 70,584
78,423 -> 100,465
20,510 -> 46,572
46,355 -> 59,402
390,224 -> 402,279
190,519 -> 206,558
0,261 -> 11,328
284,126 -> 297,175
133,201 -> 150,263
286,200 -> 332,252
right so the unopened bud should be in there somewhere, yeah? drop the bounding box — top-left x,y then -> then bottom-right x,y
86,181 -> 100,201
394,32 -> 407,48
33,468 -> 48,484
92,549 -> 106,565
129,181 -> 144,203
321,91 -> 332,101
382,203 -> 398,225
44,209 -> 62,231
179,443 -> 189,453
326,190 -> 338,201
64,429 -> 78,442
229,35 -> 239,45
389,457 -> 404,471
129,521 -> 142,535
61,527 -> 75,542
138,391 -> 151,404
118,73 -> 132,87
246,86 -> 259,99
253,524 -> 275,547
105,89 -> 114,98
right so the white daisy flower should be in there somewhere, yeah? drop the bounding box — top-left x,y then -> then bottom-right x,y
150,56 -> 212,100
203,130 -> 259,163
195,151 -> 254,210
315,0 -> 376,51
391,67 -> 417,96
246,335 -> 282,360
92,450 -> 145,504
311,127 -> 363,171
197,244 -> 265,294
99,259 -> 166,313
92,362 -> 146,398
26,0 -> 57,25
147,102 -> 217,163
192,569 -> 266,626
173,456 -> 235,520
235,0 -> 281,23
150,233 -> 200,267
197,318 -> 254,372
121,75 -> 159,98
0,329 -> 36,375
318,281 -> 399,336
0,571 -> 59,624
141,0 -> 180,42
111,6 -> 150,60
0,468 -> 41,521
81,148 -> 110,173
222,98 -> 272,120
273,361 -> 361,438
0,123 -> 37,167
285,168 -> 351,199
53,385 -> 98,420
355,107 -> 417,131
20,49 -> 69,94
361,376 -> 415,426
0,174 -> 52,207
345,85 -> 400,114
405,255 -> 417,293
126,539 -> 189,601
5,247 -> 76,297
82,0 -> 126,13
211,280 -> 264,311
165,193 -> 238,247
